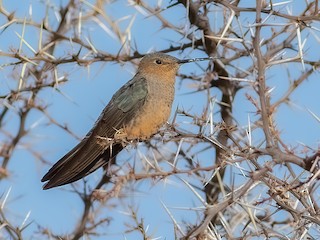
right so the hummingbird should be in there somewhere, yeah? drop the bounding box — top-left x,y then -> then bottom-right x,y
41,52 -> 211,189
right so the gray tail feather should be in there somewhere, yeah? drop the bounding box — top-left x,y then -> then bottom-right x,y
41,138 -> 123,189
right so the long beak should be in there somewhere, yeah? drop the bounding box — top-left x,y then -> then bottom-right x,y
178,57 -> 214,64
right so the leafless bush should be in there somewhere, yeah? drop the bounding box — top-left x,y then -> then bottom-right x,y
0,0 -> 319,239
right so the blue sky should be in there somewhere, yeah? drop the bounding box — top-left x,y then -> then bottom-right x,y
0,0 -> 319,239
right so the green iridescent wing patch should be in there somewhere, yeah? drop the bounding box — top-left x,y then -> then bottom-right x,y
114,77 -> 148,112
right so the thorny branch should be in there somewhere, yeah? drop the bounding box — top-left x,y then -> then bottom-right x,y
0,0 -> 319,239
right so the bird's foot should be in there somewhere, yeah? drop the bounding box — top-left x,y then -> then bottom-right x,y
114,130 -> 132,148
96,136 -> 115,149
114,130 -> 128,141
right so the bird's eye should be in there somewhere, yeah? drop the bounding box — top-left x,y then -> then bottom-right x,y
155,59 -> 162,64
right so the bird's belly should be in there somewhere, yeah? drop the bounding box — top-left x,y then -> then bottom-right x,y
124,97 -> 172,140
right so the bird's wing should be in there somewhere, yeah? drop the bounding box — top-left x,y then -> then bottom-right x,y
41,76 -> 148,189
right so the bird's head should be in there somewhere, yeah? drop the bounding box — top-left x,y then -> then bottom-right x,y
138,52 -> 212,82
138,53 -> 181,79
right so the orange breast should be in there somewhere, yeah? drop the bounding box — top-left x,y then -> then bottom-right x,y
124,78 -> 175,139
